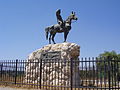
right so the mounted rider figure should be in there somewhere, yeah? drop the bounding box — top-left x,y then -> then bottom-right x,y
56,9 -> 65,31
45,9 -> 78,44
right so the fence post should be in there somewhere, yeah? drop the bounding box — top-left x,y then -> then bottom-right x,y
108,57 -> 111,90
70,58 -> 73,90
15,59 -> 18,84
39,59 -> 42,89
0,63 -> 3,78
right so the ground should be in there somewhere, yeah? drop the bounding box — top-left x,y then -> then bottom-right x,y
0,87 -> 38,90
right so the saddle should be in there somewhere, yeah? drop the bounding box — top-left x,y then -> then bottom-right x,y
59,21 -> 65,31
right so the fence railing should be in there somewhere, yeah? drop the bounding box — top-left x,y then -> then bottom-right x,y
0,58 -> 120,90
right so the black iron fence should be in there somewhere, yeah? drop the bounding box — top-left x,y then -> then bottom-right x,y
0,58 -> 120,90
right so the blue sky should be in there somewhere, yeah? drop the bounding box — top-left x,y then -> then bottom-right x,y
0,0 -> 120,59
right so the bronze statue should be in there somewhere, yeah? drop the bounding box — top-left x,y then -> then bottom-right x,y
45,10 -> 78,44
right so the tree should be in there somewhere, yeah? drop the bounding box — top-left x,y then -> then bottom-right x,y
98,50 -> 120,60
96,51 -> 120,81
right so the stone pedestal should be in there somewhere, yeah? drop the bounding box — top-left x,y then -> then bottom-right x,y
25,42 -> 81,87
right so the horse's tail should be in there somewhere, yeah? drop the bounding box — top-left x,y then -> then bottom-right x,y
45,27 -> 49,40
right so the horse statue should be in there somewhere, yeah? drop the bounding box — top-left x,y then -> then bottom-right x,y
45,11 -> 78,44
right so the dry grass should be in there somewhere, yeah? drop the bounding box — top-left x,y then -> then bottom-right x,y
0,75 -> 118,90
0,83 -> 111,90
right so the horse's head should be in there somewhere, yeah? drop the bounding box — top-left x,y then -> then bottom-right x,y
70,11 -> 78,21
66,11 -> 78,24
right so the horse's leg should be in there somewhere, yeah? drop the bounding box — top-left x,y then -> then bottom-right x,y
49,34 -> 52,44
64,31 -> 69,42
52,33 -> 56,44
